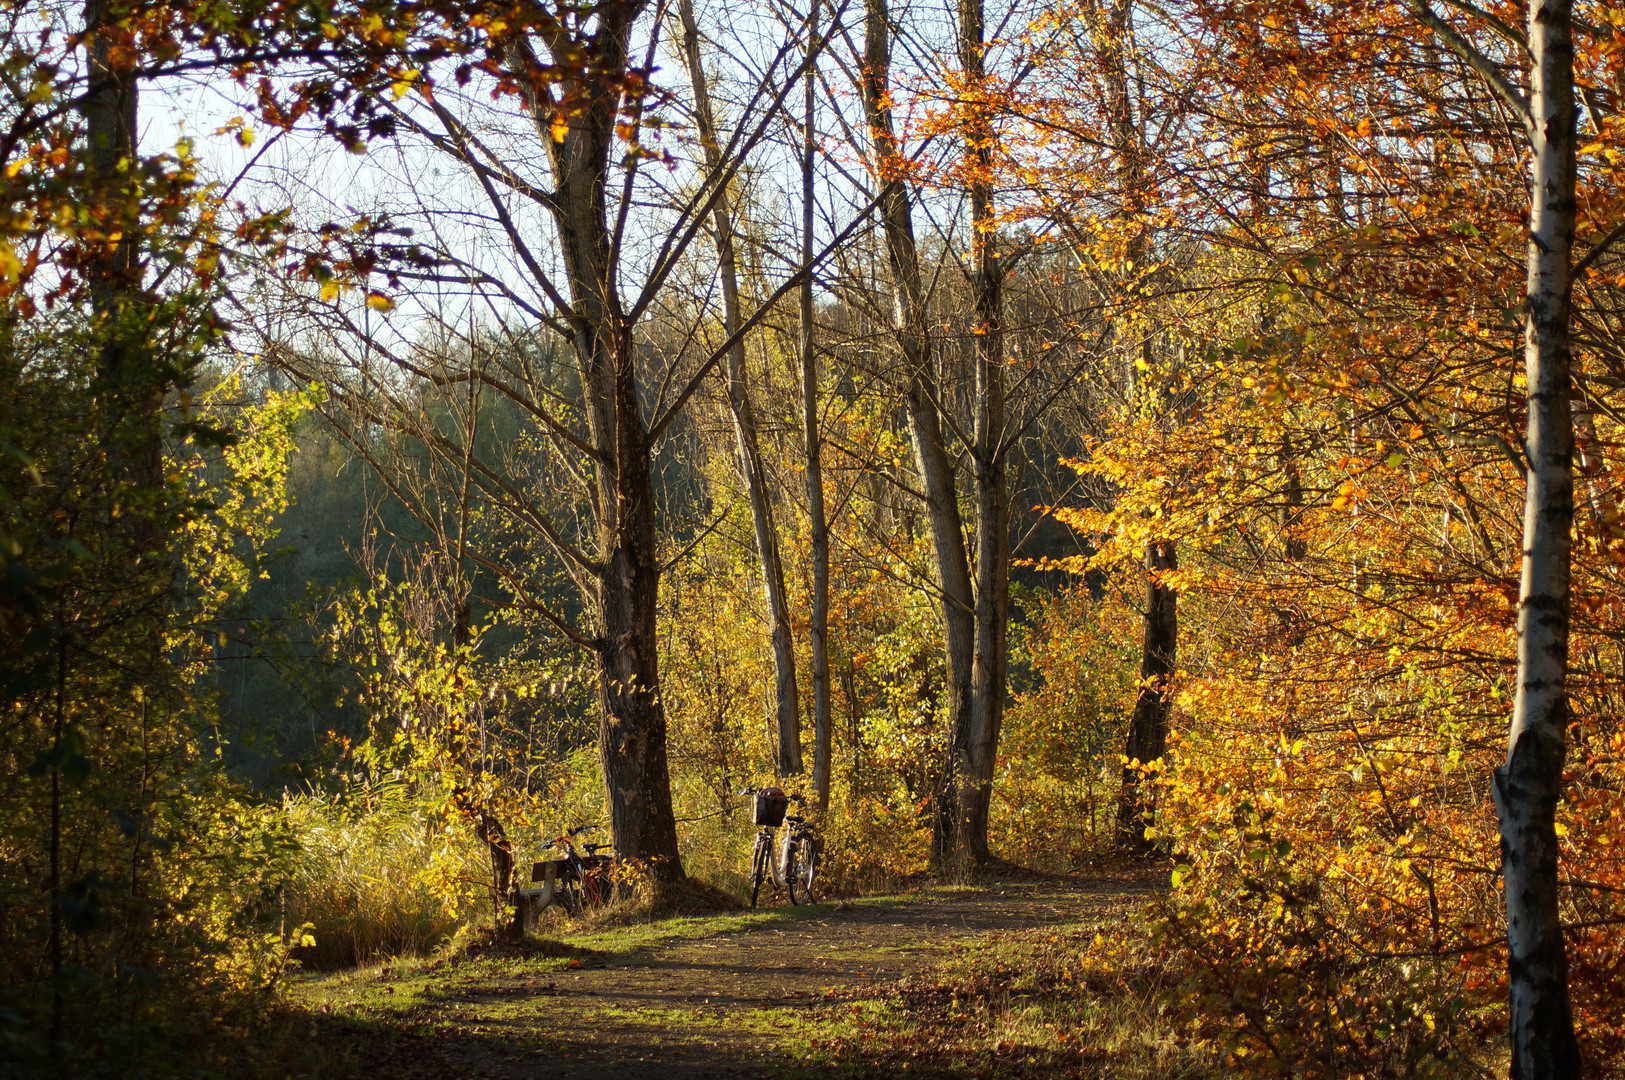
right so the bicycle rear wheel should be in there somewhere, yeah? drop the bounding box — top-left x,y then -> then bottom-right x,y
803,839 -> 819,901
787,837 -> 818,904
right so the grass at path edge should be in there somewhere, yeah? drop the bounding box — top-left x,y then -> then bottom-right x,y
263,880 -> 1216,1079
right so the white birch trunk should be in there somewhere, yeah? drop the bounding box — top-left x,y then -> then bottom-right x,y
1498,0 -> 1582,1072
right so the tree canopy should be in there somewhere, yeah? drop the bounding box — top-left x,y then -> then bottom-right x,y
1,0 -> 1621,1075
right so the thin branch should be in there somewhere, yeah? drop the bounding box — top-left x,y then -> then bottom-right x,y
627,0 -> 853,326
1436,0 -> 1531,56
659,508 -> 733,572
645,181 -> 889,442
1408,0 -> 1531,128
1575,218 -> 1625,277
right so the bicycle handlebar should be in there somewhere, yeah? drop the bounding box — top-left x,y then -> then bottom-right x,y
538,823 -> 600,851
737,785 -> 807,803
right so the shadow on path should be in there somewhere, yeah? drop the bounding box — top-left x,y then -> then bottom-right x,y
305,875 -> 1158,1079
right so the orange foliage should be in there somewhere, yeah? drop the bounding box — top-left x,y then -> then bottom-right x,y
1019,0 -> 1625,1068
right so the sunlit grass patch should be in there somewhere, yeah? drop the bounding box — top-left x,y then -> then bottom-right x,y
788,897 -> 1219,1079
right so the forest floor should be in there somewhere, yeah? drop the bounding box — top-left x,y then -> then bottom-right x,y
280,871 -> 1214,1079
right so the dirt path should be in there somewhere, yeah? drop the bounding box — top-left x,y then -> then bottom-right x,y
301,876 -> 1154,1080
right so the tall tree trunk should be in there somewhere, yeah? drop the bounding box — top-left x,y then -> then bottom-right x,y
83,0 -> 160,503
802,0 -> 834,813
595,324 -> 684,881
677,0 -> 802,777
861,0 -> 976,871
957,0 -> 1008,867
83,0 -> 139,314
1115,539 -> 1176,851
1410,0 -> 1581,1063
521,9 -> 684,884
1275,432 -> 1310,647
1498,0 -> 1582,1071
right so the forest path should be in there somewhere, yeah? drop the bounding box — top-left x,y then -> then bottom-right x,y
298,875 -> 1156,1079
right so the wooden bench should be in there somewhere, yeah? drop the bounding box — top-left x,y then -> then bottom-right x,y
515,859 -> 560,935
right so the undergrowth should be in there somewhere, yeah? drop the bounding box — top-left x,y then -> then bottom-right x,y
281,791 -> 488,970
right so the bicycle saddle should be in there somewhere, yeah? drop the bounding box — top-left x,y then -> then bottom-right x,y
785,814 -> 804,824
583,842 -> 612,853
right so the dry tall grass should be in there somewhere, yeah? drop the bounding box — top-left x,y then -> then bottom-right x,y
281,791 -> 488,969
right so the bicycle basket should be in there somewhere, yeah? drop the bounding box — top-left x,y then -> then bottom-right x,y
753,787 -> 789,827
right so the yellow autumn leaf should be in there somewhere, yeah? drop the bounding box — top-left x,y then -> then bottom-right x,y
550,113 -> 569,143
366,292 -> 395,312
0,244 -> 23,284
319,281 -> 340,302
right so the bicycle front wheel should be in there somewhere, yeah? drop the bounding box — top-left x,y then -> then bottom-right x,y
749,836 -> 769,909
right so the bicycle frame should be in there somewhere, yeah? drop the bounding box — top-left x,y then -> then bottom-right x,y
741,786 -> 819,907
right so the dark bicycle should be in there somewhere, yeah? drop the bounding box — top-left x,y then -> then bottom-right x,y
518,824 -> 618,929
740,786 -> 820,907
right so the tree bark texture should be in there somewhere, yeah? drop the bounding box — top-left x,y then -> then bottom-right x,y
1498,0 -> 1582,1072
862,0 -> 976,870
83,0 -> 139,314
522,5 -> 684,883
677,0 -> 803,777
802,0 -> 834,813
957,0 -> 1009,867
1116,540 -> 1176,853
1102,0 -> 1141,246
591,323 -> 684,883
83,0 -> 161,500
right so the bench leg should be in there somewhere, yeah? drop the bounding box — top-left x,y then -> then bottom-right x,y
517,863 -> 558,935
